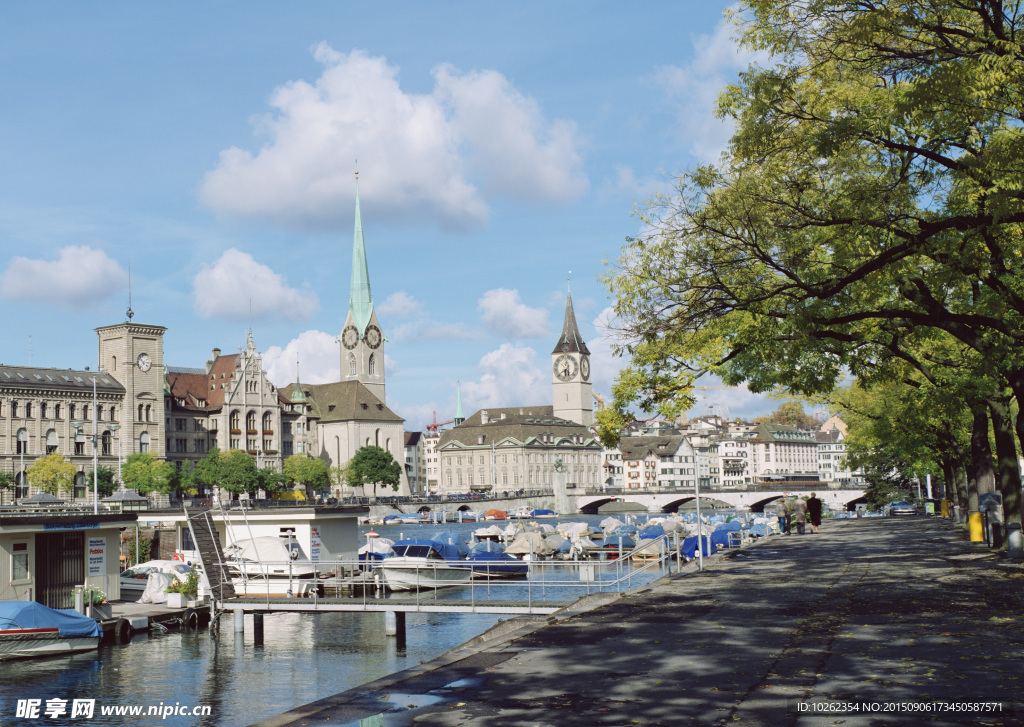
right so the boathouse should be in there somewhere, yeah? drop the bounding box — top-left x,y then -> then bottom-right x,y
0,510 -> 138,607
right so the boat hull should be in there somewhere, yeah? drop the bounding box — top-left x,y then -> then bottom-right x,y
0,630 -> 99,661
376,560 -> 472,591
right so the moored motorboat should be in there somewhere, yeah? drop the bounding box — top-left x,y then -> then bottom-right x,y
376,540 -> 472,591
457,549 -> 529,579
0,602 -> 102,661
224,537 -> 321,596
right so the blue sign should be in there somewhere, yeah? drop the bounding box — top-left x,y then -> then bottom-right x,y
43,522 -> 100,531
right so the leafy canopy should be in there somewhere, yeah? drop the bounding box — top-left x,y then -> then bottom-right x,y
344,446 -> 402,497
27,453 -> 76,495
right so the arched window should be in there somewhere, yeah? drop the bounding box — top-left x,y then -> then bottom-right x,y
144,404 -> 151,422
349,354 -> 356,376
14,471 -> 28,499
25,403 -> 32,418
110,406 -> 116,421
84,405 -> 90,421
74,472 -> 86,499
368,354 -> 375,376
375,429 -> 380,447
16,429 -> 28,455
45,429 -> 58,454
54,403 -> 61,419
229,410 -> 240,430
112,355 -> 116,371
97,406 -> 103,422
262,412 -> 272,432
11,400 -> 18,417
101,431 -> 111,456
41,402 -> 48,419
139,432 -> 150,453
246,411 -> 256,431
138,404 -> 144,422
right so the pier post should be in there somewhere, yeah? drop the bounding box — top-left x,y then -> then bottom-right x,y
233,609 -> 244,635
253,613 -> 264,645
395,611 -> 406,649
385,610 -> 397,636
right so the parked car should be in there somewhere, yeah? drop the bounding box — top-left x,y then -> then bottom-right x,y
119,560 -> 192,599
887,500 -> 918,516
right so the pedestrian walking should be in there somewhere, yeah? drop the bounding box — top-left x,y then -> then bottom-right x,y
793,497 -> 808,535
774,496 -> 792,535
807,492 -> 823,534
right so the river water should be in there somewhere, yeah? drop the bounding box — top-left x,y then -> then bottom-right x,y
1,513 -> 676,726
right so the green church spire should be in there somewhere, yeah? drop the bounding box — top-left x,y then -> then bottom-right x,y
290,356 -> 307,403
454,380 -> 465,426
349,172 -> 374,334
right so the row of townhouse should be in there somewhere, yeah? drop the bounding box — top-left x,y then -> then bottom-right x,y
597,416 -> 864,491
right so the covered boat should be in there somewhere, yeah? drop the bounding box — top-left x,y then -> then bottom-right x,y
505,531 -> 555,559
482,509 -> 508,520
224,537 -> 320,596
0,602 -> 102,661
529,508 -> 557,518
377,540 -> 473,591
457,550 -> 529,579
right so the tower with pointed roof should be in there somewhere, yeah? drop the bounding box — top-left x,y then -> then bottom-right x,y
551,288 -> 593,426
339,173 -> 386,403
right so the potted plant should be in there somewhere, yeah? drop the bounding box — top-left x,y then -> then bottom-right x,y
84,587 -> 111,620
165,567 -> 199,609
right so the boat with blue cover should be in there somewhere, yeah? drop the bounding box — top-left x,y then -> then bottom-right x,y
0,601 -> 102,661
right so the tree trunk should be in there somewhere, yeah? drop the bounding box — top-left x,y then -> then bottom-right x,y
988,394 -> 1023,558
969,402 -> 995,511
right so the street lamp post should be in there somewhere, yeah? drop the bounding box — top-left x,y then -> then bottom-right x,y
108,424 -> 122,489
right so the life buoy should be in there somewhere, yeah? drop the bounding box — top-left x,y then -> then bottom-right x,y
172,553 -> 183,561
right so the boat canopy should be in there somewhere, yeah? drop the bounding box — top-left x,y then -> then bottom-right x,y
428,531 -> 469,559
226,537 -> 313,567
0,601 -> 101,638
389,539 -> 449,560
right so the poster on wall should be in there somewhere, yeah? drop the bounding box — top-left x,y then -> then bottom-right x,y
87,537 -> 105,576
310,526 -> 322,562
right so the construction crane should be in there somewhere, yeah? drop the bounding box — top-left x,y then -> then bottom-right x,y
678,384 -> 745,425
426,411 -> 454,434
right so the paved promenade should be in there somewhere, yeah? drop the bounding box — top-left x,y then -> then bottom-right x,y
253,518 -> 1023,726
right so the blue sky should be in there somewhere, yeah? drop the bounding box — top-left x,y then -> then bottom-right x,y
0,1 -> 783,431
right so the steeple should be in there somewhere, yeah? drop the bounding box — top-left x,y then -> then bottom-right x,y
454,381 -> 465,426
349,172 -> 374,334
552,290 -> 590,355
290,356 -> 307,403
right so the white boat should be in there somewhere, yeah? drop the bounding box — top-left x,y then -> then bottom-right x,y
376,541 -> 472,592
0,602 -> 102,661
224,537 -> 321,597
120,560 -> 192,601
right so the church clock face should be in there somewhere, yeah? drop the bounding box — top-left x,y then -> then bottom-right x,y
554,354 -> 577,382
136,353 -> 151,372
580,356 -> 590,381
365,324 -> 382,349
342,325 -> 359,350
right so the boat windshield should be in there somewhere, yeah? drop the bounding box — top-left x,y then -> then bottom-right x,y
390,544 -> 441,559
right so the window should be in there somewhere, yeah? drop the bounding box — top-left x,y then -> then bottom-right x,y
176,418 -> 185,431
11,400 -> 18,417
230,410 -> 240,431
73,472 -> 86,499
41,402 -> 48,419
16,429 -> 28,455
176,438 -> 187,453
139,432 -> 150,453
283,441 -> 293,456
138,404 -> 144,422
349,355 -> 356,376
145,404 -> 151,422
246,411 -> 256,431
101,431 -> 111,456
97,406 -> 103,422
282,421 -> 291,434
45,430 -> 58,454
75,439 -> 85,455
11,542 -> 29,582
54,403 -> 61,419
83,405 -> 89,420
368,354 -> 376,376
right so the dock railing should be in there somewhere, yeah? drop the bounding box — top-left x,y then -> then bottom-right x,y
213,533 -> 717,615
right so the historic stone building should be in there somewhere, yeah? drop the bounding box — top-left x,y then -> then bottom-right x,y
437,291 -> 601,494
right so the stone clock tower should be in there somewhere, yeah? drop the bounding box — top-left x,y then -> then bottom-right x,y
96,319 -> 167,458
552,290 -> 593,426
339,175 -> 386,403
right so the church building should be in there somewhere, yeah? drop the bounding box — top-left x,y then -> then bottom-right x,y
435,290 -> 602,494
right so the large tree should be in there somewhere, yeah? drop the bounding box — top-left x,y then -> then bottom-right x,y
344,446 -> 402,499
603,1 -> 1024,552
752,401 -> 817,428
87,466 -> 118,499
218,449 -> 260,496
122,452 -> 174,495
283,454 -> 330,498
27,453 -> 75,496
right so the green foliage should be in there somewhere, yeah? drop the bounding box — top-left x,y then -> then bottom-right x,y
122,452 -> 175,495
27,453 -> 75,495
121,530 -> 152,568
752,402 -> 816,428
83,586 -> 106,605
218,449 -> 260,496
87,466 -> 118,498
170,468 -> 198,496
344,446 -> 402,498
192,447 -> 225,493
0,470 -> 15,491
258,466 -> 287,495
283,454 -> 330,492
165,567 -> 199,597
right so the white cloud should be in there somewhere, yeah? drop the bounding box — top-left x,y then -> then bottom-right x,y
199,46 -> 587,231
262,329 -> 339,387
477,288 -> 550,338
654,17 -> 772,164
587,306 -> 627,404
461,343 -> 548,411
192,248 -> 318,321
377,291 -> 420,318
0,245 -> 126,307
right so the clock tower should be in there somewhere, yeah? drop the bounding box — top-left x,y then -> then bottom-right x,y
552,290 -> 593,426
96,319 -> 167,458
339,174 -> 386,403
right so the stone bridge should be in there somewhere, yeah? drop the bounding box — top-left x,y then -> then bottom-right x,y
573,486 -> 867,515
366,486 -> 867,519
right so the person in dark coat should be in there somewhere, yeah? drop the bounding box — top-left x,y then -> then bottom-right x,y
807,493 -> 823,533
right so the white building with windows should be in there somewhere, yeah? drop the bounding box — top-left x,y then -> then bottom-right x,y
610,434 -> 698,490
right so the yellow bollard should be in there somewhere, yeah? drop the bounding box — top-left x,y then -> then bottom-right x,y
968,511 -> 985,542
940,499 -> 950,518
